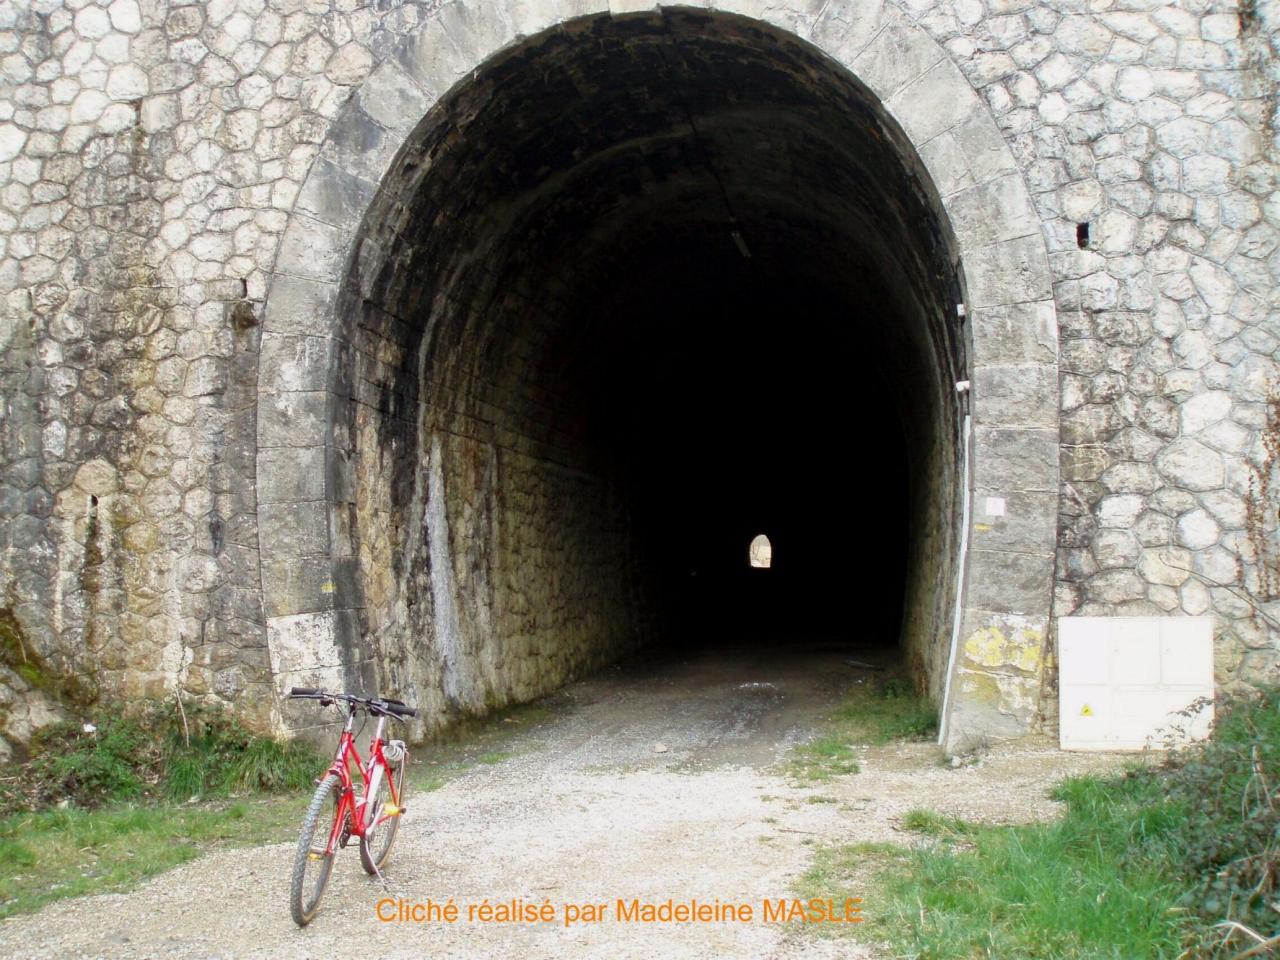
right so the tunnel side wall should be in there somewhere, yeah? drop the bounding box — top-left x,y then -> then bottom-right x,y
0,0 -> 1276,753
320,214 -> 648,733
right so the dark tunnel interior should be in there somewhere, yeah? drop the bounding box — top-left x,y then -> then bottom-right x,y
335,10 -> 967,722
600,268 -> 914,649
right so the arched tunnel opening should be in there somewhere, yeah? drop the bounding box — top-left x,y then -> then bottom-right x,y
337,10 -> 967,726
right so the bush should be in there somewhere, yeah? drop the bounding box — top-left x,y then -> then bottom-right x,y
17,717 -> 152,810
829,675 -> 938,744
1158,687 -> 1280,947
0,701 -> 324,815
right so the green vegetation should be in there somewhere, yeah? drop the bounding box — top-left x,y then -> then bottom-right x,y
0,691 -> 555,920
1,703 -> 324,814
798,841 -> 904,905
0,797 -> 306,919
788,675 -> 937,782
798,688 -> 1280,959
791,735 -> 861,781
0,701 -> 328,918
828,677 -> 939,744
888,775 -> 1184,958
898,809 -> 974,837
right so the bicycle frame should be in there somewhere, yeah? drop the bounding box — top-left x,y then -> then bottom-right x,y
319,707 -> 402,857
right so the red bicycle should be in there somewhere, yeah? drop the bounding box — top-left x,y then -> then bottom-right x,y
286,687 -> 418,926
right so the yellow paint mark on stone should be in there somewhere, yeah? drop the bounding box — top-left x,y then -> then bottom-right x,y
954,670 -> 1037,722
963,625 -> 1043,674
1080,704 -> 1093,716
973,523 -> 991,531
320,581 -> 335,593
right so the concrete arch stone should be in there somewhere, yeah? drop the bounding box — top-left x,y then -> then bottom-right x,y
256,0 -> 1059,749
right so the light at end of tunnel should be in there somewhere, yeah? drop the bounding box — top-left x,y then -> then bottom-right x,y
749,534 -> 772,569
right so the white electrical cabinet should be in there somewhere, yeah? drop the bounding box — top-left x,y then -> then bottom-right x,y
1058,616 -> 1215,751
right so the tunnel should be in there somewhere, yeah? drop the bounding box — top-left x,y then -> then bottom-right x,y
333,10 -> 968,727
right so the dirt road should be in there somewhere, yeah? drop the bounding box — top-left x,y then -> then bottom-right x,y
3,644 -> 1126,959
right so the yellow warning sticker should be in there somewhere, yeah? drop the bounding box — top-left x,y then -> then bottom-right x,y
1080,704 -> 1093,717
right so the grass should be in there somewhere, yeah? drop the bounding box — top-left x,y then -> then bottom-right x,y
798,774 -> 1189,957
0,703 -> 327,920
898,809 -> 974,836
2,704 -> 326,814
791,735 -> 861,781
797,689 -> 1280,958
0,796 -> 307,919
828,679 -> 939,745
0,692 -> 556,920
800,840 -> 904,893
788,676 -> 937,782
890,780 -> 1186,958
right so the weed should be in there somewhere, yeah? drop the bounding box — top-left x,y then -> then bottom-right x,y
1158,686 -> 1280,946
0,796 -> 306,919
1,701 -> 324,815
0,687 -> 548,921
786,674 -> 936,783
899,809 -> 973,837
798,688 -> 1280,958
790,736 -> 860,782
829,679 -> 938,744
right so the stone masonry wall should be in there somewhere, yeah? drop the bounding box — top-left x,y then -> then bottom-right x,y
0,0 -> 1277,752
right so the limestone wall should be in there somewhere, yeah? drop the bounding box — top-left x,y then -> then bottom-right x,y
0,0 -> 1276,753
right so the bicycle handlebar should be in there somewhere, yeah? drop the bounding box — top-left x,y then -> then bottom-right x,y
288,687 -> 418,719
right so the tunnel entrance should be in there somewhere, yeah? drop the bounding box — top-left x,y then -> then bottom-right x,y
259,4 -> 1061,748
332,10 -> 964,725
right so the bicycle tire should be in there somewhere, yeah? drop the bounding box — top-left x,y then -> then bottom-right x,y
290,773 -> 342,926
359,748 -> 407,875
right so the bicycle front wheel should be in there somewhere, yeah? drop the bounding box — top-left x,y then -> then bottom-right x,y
290,773 -> 343,926
359,747 -> 408,875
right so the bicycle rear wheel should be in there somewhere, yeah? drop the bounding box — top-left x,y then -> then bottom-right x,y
290,773 -> 342,926
359,746 -> 408,875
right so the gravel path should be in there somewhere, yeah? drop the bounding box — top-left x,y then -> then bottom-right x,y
3,644 -> 1130,959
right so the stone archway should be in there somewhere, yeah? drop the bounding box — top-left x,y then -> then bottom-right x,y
255,1 -> 1058,750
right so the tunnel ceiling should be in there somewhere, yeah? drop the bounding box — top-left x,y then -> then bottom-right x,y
352,9 -> 967,463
